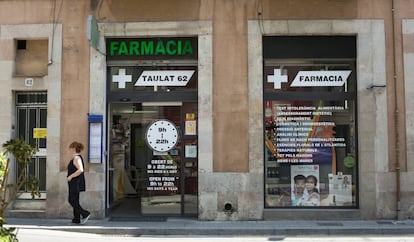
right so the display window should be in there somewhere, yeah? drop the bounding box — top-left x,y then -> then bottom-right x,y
263,61 -> 358,208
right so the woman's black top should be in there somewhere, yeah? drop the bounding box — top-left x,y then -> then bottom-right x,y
67,155 -> 86,193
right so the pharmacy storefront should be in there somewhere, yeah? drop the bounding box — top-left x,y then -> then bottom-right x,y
105,37 -> 199,217
245,20 -> 388,220
262,36 -> 358,210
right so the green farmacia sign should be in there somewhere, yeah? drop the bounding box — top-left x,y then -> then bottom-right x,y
107,37 -> 197,60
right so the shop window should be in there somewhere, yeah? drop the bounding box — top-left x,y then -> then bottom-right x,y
14,39 -> 48,77
263,36 -> 357,208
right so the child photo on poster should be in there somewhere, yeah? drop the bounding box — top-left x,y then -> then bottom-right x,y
290,165 -> 320,206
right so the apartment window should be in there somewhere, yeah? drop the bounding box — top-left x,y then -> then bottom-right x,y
14,39 -> 48,76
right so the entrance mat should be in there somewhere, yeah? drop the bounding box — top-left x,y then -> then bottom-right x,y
109,216 -> 167,222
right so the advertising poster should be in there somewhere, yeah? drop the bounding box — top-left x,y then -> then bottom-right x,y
185,145 -> 197,158
290,165 -> 320,206
185,120 -> 197,135
328,173 -> 352,206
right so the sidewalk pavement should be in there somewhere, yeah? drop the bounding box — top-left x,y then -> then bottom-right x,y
4,217 -> 414,236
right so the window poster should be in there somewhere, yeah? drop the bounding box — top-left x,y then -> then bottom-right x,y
185,145 -> 197,158
328,173 -> 352,206
146,159 -> 178,192
291,165 -> 320,206
185,120 -> 197,135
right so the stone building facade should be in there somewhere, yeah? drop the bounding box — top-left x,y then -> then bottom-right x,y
0,0 -> 413,221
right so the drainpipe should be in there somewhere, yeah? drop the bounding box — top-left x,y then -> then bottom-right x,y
391,0 -> 402,220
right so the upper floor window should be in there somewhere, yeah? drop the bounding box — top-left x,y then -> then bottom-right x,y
14,39 -> 48,77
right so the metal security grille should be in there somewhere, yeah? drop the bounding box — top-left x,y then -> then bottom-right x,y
15,92 -> 47,192
16,92 -> 47,105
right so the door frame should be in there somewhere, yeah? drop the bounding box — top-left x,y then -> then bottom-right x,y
105,100 -> 198,217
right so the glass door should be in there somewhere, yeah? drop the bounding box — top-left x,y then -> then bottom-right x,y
108,102 -> 198,217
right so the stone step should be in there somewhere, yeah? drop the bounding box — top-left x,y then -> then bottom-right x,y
12,199 -> 46,210
7,209 -> 46,218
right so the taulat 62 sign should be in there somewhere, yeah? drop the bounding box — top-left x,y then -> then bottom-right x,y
112,69 -> 195,88
135,70 -> 194,86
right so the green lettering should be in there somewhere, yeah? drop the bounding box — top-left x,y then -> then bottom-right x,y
118,42 -> 129,55
109,39 -> 194,57
109,41 -> 119,56
166,40 -> 177,55
129,41 -> 140,55
182,40 -> 193,55
155,41 -> 166,55
177,40 -> 182,55
141,41 -> 154,55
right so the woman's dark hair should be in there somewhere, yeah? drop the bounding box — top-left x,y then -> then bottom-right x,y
69,141 -> 84,153
294,174 -> 306,183
306,175 -> 318,185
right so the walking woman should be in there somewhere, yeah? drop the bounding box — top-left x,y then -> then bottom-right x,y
67,141 -> 90,224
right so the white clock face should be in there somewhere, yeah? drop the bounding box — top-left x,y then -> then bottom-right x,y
146,120 -> 178,152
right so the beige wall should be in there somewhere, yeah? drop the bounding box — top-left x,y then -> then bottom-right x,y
0,0 -> 407,174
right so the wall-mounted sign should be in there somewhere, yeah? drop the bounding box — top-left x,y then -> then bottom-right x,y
25,78 -> 34,87
146,120 -> 178,152
135,70 -> 194,87
88,114 -> 103,163
33,128 -> 47,138
268,69 -> 351,90
106,37 -> 198,60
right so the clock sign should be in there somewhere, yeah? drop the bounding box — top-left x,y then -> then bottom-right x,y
146,120 -> 178,152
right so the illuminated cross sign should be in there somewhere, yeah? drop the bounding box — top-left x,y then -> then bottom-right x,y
267,69 -> 288,89
112,69 -> 132,89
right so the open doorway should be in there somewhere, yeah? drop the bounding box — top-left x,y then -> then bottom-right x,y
108,102 -> 198,219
